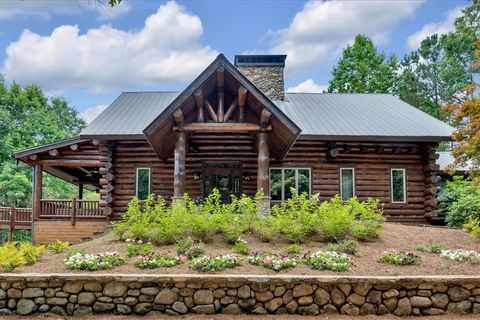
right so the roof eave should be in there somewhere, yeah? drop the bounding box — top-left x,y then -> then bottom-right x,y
299,134 -> 452,142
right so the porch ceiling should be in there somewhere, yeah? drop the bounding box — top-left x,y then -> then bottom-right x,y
143,54 -> 301,161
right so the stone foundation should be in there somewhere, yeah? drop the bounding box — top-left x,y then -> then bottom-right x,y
0,274 -> 479,316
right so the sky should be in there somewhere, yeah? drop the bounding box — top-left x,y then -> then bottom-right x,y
0,0 -> 469,123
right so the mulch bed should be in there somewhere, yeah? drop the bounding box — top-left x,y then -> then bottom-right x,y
13,223 -> 480,276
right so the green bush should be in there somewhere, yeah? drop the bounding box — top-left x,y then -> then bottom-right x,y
378,251 -> 422,266
283,244 -> 302,254
232,237 -> 251,255
327,239 -> 359,255
317,195 -> 355,242
47,240 -> 70,254
184,242 -> 205,259
176,237 -> 194,255
415,243 -> 443,254
439,177 -> 480,228
134,254 -> 182,269
0,242 -> 45,272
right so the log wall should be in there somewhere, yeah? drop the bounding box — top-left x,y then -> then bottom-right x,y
109,137 -> 437,223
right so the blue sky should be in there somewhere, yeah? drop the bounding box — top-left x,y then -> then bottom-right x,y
0,0 -> 468,123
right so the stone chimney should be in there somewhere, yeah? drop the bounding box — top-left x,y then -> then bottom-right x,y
234,54 -> 286,101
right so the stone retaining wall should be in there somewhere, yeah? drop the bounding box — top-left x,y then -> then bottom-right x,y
0,274 -> 479,317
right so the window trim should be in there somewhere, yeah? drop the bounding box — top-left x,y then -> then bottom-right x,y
390,168 -> 407,203
135,167 -> 151,200
340,167 -> 355,201
269,167 -> 311,201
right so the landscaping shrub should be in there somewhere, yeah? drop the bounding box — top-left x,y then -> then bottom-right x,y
439,177 -> 480,228
303,250 -> 351,272
47,240 -> 70,254
232,237 -> 251,255
190,254 -> 241,272
126,239 -> 154,257
463,219 -> 480,238
254,216 -> 276,242
378,250 -> 422,266
415,243 -> 443,254
64,251 -> 124,271
0,242 -> 45,272
349,197 -> 385,241
283,244 -> 302,254
175,237 -> 194,255
248,252 -> 297,272
134,254 -> 182,269
317,195 -> 355,242
327,239 -> 359,256
184,242 -> 205,259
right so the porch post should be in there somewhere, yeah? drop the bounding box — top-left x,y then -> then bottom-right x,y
257,132 -> 271,214
78,183 -> 84,200
33,164 -> 42,219
173,131 -> 186,203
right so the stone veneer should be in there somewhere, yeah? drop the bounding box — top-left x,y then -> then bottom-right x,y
0,274 -> 479,317
237,66 -> 285,101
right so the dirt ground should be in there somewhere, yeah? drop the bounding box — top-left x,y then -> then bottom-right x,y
4,313 -> 480,320
14,223 -> 480,275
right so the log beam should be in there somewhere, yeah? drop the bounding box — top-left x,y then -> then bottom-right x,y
257,132 -> 269,194
173,109 -> 184,126
33,164 -> 42,219
70,144 -> 79,151
224,98 -> 237,122
174,123 -> 269,132
173,131 -> 186,198
205,99 -> 218,122
217,67 -> 225,122
194,89 -> 204,123
29,154 -> 38,161
260,109 -> 272,128
238,86 -> 247,122
48,149 -> 60,157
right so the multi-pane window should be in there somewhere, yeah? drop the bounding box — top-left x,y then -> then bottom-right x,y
136,168 -> 151,200
340,168 -> 355,201
270,168 -> 311,200
391,169 -> 406,203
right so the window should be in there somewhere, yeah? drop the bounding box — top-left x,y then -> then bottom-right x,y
136,168 -> 151,200
340,168 -> 355,201
270,168 -> 311,200
391,169 -> 406,203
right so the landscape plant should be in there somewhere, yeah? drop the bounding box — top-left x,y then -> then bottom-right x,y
231,237 -> 251,255
134,254 -> 182,269
415,243 -> 443,254
283,244 -> 302,254
47,240 -> 70,254
327,239 -> 359,256
440,249 -> 480,264
190,254 -> 241,272
303,250 -> 351,272
64,251 -> 124,271
378,250 -> 422,266
126,239 -> 154,257
248,252 -> 297,272
0,242 -> 45,272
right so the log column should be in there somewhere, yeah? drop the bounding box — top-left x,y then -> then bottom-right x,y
78,183 -> 84,200
257,131 -> 270,214
173,131 -> 187,203
422,143 -> 440,220
33,164 -> 42,220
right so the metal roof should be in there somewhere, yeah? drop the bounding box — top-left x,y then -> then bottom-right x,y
81,92 -> 179,137
81,92 -> 454,141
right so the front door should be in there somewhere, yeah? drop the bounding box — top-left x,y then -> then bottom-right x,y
203,162 -> 242,203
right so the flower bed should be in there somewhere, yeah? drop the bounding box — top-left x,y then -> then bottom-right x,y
378,250 -> 422,266
248,252 -> 297,272
190,254 -> 241,272
64,251 -> 124,271
303,251 -> 351,272
441,249 -> 480,264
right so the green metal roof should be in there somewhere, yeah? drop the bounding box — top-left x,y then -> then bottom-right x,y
81,92 -> 454,141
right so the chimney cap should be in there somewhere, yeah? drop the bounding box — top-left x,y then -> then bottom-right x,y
234,54 -> 286,67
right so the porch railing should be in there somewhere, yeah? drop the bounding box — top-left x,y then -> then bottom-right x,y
0,207 -> 33,241
40,199 -> 104,224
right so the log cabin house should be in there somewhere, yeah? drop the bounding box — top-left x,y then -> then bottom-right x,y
12,54 -> 454,243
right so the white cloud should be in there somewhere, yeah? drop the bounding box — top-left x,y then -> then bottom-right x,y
81,104 -> 108,124
268,0 -> 425,74
0,0 -> 131,21
2,1 -> 218,93
406,6 -> 464,51
287,79 -> 328,93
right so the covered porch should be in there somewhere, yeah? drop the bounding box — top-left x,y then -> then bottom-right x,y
12,138 -> 111,243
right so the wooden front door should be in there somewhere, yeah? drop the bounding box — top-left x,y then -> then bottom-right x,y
203,162 -> 242,203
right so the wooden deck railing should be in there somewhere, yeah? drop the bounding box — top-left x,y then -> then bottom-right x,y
40,199 -> 104,224
0,207 -> 33,241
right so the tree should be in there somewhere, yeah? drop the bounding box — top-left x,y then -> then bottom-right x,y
328,34 -> 398,93
443,40 -> 480,184
397,1 -> 479,119
0,78 -> 87,206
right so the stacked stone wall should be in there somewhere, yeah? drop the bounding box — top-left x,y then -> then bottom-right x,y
0,274 -> 479,316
